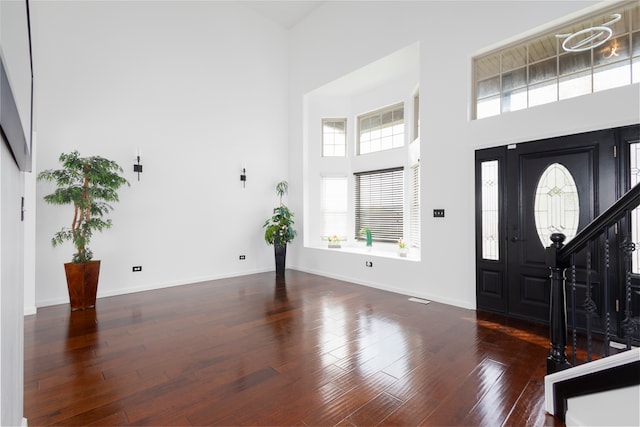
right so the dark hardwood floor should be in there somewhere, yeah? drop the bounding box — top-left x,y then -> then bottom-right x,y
24,270 -> 563,426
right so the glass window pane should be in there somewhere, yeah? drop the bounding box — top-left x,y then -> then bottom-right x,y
381,111 -> 393,125
594,35 -> 630,67
596,9 -> 628,36
476,53 -> 500,81
502,67 -> 526,91
559,50 -> 592,75
321,176 -> 348,239
632,31 -> 640,57
594,61 -> 631,91
559,70 -> 591,100
529,34 -> 558,63
630,142 -> 640,273
501,87 -> 527,113
358,104 -> 404,155
502,46 -> 527,71
477,76 -> 500,98
393,107 -> 404,122
477,95 -> 500,119
323,118 -> 346,158
534,163 -> 580,248
529,79 -> 557,107
530,58 -> 557,85
481,160 -> 499,260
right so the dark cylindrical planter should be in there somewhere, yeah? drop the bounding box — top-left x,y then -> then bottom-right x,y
274,243 -> 286,277
64,260 -> 101,311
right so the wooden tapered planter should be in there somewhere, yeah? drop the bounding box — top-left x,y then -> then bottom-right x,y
64,260 -> 100,311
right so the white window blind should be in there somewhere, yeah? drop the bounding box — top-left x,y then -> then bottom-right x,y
410,163 -> 420,248
354,167 -> 404,242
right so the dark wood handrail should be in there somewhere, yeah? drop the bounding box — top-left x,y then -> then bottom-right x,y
547,182 -> 640,376
558,183 -> 640,263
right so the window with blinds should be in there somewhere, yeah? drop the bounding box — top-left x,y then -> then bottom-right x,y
354,167 -> 404,242
410,163 -> 420,248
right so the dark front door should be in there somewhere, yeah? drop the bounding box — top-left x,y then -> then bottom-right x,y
476,127 -> 619,325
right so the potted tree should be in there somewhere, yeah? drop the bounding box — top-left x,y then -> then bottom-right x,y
263,181 -> 296,276
38,151 -> 129,310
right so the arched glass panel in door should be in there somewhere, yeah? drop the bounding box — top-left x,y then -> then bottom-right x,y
534,163 -> 580,247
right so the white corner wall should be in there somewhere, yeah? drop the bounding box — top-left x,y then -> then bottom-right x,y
31,1 -> 291,307
1,0 -> 30,424
287,1 -> 640,308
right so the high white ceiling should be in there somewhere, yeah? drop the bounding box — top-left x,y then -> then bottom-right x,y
240,1 -> 325,29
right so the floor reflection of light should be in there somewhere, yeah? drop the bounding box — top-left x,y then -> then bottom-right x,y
314,298 -> 414,404
466,317 -> 548,347
469,359 -> 508,425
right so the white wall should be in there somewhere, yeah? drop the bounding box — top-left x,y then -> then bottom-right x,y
0,143 -> 25,427
288,1 -> 640,308
0,0 -> 29,424
304,45 -> 420,249
32,1 -> 290,307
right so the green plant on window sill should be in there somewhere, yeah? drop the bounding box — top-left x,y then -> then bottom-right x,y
264,180 -> 297,247
359,227 -> 372,247
327,235 -> 342,248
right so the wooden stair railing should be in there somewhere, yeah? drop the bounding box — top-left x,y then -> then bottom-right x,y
547,184 -> 640,374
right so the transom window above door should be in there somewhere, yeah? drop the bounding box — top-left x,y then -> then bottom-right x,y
473,0 -> 640,119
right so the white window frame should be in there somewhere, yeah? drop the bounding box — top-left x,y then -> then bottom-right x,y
321,176 -> 349,241
322,118 -> 347,157
357,103 -> 404,155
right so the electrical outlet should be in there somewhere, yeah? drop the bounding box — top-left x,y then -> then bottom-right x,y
132,266 -> 142,272
239,255 -> 246,260
433,209 -> 445,218
365,261 -> 373,267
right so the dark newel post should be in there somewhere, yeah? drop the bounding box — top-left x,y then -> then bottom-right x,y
546,233 -> 572,374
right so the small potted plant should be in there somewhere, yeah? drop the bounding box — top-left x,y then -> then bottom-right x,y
327,235 -> 342,249
264,181 -> 296,276
38,151 -> 129,310
359,227 -> 372,249
398,237 -> 408,257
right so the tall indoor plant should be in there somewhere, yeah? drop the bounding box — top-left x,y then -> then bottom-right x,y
38,151 -> 129,310
263,181 -> 296,276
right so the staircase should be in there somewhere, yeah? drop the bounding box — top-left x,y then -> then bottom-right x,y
544,184 -> 640,424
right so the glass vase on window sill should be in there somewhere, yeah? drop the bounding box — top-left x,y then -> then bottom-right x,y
327,235 -> 342,248
398,238 -> 408,257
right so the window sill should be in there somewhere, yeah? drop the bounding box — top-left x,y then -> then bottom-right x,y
310,244 -> 420,261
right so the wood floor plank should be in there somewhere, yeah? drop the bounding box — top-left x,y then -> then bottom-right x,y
24,271 -> 562,426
